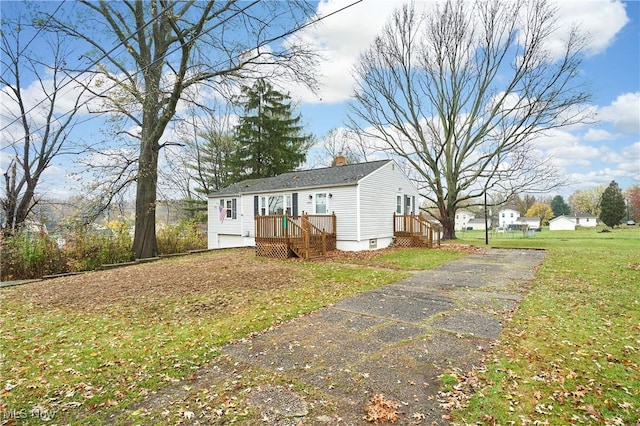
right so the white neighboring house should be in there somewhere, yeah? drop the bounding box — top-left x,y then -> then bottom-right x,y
549,215 -> 576,231
518,216 -> 541,230
574,213 -> 598,227
207,159 -> 422,252
498,208 -> 519,228
466,218 -> 488,231
455,210 -> 475,231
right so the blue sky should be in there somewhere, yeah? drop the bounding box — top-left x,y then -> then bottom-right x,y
290,0 -> 640,197
1,0 -> 639,202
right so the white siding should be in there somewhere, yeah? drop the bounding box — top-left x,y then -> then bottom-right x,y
358,162 -> 419,243
575,216 -> 598,227
521,217 -> 541,229
320,186 -> 358,241
498,209 -> 520,228
338,236 -> 394,251
455,210 -> 475,231
549,216 -> 576,231
207,196 -> 244,249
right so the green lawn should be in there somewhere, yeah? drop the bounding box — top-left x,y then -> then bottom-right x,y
449,225 -> 640,424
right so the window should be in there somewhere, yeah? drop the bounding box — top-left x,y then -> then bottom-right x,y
315,192 -> 328,214
285,194 -> 292,215
257,194 -> 293,216
259,196 -> 267,216
269,195 -> 284,215
220,198 -> 237,220
225,200 -> 233,218
510,212 -> 514,218
396,195 -> 402,214
405,195 -> 412,215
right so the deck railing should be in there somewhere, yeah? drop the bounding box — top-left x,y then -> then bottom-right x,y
393,214 -> 441,247
255,213 -> 336,259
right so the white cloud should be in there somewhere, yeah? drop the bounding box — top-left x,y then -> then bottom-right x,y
584,128 -> 617,141
551,0 -> 628,56
285,0 -> 629,106
285,0 -> 399,103
598,92 -> 640,133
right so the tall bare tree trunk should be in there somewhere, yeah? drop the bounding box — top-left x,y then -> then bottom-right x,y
133,139 -> 159,259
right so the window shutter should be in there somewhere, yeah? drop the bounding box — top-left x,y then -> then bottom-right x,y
412,196 -> 416,214
254,196 -> 259,216
232,198 -> 237,219
292,193 -> 298,216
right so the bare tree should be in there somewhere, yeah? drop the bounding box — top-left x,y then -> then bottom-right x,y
159,106 -> 237,218
316,128 -> 362,166
349,0 -> 591,239
48,1 -> 318,258
1,14 -> 91,233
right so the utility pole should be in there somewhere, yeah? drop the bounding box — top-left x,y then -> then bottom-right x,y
484,191 -> 489,245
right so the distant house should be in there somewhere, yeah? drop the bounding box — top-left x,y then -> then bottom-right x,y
549,215 -> 576,231
518,216 -> 541,230
466,218 -> 488,231
207,159 -> 440,258
574,213 -> 598,227
498,208 -> 519,228
455,210 -> 475,231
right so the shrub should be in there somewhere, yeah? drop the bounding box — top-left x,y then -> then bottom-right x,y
0,230 -> 68,280
63,226 -> 133,271
157,220 -> 207,255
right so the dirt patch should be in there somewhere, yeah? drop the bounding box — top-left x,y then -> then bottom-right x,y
9,248 -> 305,313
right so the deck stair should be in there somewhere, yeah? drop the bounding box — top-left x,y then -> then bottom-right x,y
255,213 -> 336,260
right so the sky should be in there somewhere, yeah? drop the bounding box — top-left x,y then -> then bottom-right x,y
1,0 -> 639,203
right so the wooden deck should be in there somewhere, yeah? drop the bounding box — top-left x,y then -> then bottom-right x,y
393,214 -> 442,248
255,213 -> 336,260
255,213 -> 440,260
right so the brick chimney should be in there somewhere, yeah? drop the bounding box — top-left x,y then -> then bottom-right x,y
334,154 -> 346,166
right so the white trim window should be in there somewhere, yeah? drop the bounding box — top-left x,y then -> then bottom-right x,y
259,196 -> 267,216
220,198 -> 237,220
259,194 -> 293,215
315,192 -> 328,214
405,195 -> 412,215
269,195 -> 284,215
396,195 -> 402,214
225,199 -> 236,219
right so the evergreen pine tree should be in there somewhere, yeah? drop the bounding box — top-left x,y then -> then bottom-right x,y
228,79 -> 313,182
599,181 -> 626,228
550,195 -> 571,217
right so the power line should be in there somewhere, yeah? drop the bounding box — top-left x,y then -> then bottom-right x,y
1,1 -> 179,133
1,0 -> 364,139
16,1 -> 65,54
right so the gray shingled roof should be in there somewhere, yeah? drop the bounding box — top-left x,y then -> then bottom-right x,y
209,160 -> 392,197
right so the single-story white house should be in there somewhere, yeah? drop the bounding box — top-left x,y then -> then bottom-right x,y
466,218 -> 488,231
208,159 -> 433,253
498,208 -> 519,228
518,216 -> 541,230
455,210 -> 475,231
549,215 -> 576,231
574,213 -> 598,227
